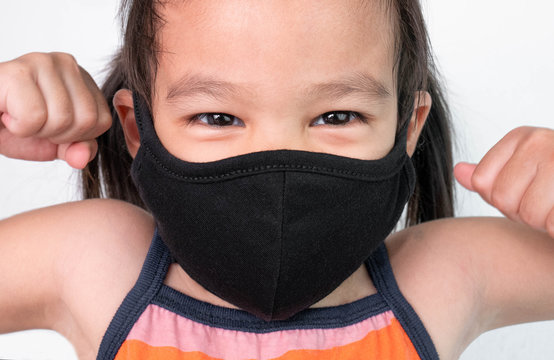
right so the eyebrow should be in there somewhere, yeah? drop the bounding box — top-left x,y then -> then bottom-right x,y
165,71 -> 392,103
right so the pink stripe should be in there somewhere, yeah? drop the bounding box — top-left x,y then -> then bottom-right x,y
126,304 -> 395,360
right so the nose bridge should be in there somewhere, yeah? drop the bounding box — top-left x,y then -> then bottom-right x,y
248,116 -> 308,152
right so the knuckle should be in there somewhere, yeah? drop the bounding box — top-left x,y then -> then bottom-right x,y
76,110 -> 98,133
519,128 -> 553,153
10,107 -> 47,136
51,52 -> 80,72
518,201 -> 543,228
511,126 -> 532,136
502,126 -> 528,144
530,128 -> 554,148
99,112 -> 113,133
52,113 -> 74,133
51,52 -> 76,62
490,189 -> 514,213
27,107 -> 49,128
24,52 -> 56,69
45,97 -> 74,134
4,61 -> 34,81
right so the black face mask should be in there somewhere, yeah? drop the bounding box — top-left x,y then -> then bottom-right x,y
131,93 -> 416,321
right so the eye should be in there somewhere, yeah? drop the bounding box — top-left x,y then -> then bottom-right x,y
311,111 -> 368,126
189,113 -> 244,127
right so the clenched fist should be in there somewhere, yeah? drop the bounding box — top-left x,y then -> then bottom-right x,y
0,52 -> 111,169
455,126 -> 554,238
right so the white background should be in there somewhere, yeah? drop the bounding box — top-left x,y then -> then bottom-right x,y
0,0 -> 553,359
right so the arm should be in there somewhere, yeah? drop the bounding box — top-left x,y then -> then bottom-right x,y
0,207 -> 66,333
389,127 -> 554,359
469,217 -> 554,330
0,199 -> 155,349
0,53 -> 120,340
388,216 -> 554,360
454,126 -> 554,330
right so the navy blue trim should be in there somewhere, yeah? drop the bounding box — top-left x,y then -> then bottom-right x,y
96,229 -> 171,360
96,230 -> 438,359
366,243 -> 440,360
153,283 -> 388,333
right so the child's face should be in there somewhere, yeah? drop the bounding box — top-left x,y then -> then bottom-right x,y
151,0 -> 400,162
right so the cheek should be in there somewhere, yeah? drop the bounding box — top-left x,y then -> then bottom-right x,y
348,106 -> 398,161
152,119 -> 399,164
307,122 -> 396,161
152,110 -> 202,162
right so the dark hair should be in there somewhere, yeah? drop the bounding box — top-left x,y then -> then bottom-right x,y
81,0 -> 454,226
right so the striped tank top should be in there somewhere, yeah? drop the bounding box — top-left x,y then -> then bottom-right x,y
96,230 -> 438,359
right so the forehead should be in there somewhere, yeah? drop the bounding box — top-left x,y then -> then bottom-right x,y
155,0 -> 395,98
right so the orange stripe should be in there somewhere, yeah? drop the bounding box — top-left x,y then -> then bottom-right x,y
115,318 -> 420,360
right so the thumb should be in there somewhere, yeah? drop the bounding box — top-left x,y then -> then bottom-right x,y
454,162 -> 477,192
57,140 -> 98,170
0,112 -> 11,129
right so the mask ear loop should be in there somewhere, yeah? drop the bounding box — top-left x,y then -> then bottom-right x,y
133,90 -> 414,150
132,92 -> 156,148
132,91 -> 415,184
396,113 -> 413,154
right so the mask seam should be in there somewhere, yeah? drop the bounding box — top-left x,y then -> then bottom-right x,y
269,171 -> 287,319
133,91 -> 409,182
141,145 -> 407,182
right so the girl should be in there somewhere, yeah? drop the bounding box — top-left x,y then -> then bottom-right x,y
1,1 -> 553,360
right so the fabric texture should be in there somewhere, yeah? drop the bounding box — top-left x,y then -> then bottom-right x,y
96,231 -> 439,360
130,93 -> 416,320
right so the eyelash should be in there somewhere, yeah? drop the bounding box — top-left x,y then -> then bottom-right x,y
187,111 -> 369,128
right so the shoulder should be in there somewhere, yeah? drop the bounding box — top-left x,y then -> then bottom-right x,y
386,216 -> 554,359
57,199 -> 156,354
41,198 -> 156,283
3,198 -> 155,281
2,197 -> 154,237
1,199 -> 155,355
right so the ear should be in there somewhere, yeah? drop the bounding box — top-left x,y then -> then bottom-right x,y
113,89 -> 140,158
406,91 -> 432,157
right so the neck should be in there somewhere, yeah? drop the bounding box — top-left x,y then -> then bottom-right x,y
164,262 -> 377,312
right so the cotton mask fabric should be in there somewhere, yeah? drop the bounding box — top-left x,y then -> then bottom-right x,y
130,93 -> 416,321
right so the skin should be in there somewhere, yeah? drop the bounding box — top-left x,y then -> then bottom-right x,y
0,1 -> 553,359
114,0 -> 427,311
